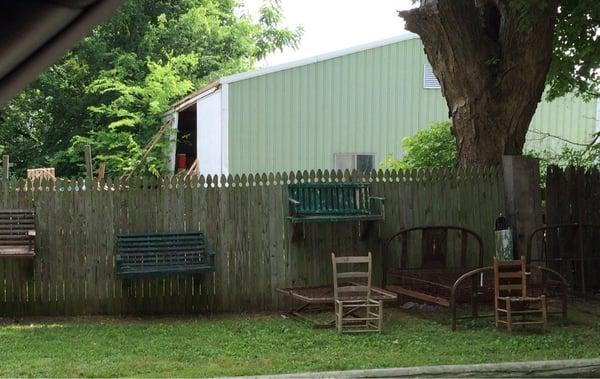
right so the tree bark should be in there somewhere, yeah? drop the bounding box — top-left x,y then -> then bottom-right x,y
399,0 -> 557,166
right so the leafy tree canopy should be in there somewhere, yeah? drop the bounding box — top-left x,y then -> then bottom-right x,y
545,0 -> 600,100
0,0 -> 301,178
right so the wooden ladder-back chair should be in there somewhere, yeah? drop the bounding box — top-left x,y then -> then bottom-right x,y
331,252 -> 383,333
494,256 -> 547,334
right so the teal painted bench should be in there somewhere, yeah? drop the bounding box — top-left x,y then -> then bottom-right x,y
116,232 -> 215,278
288,183 -> 384,223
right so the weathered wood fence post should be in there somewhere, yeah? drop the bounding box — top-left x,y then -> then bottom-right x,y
501,155 -> 543,260
84,145 -> 93,180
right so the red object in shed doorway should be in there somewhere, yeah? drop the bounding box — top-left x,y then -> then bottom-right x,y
176,153 -> 187,170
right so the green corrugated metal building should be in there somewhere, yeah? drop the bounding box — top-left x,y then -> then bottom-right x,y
169,34 -> 599,176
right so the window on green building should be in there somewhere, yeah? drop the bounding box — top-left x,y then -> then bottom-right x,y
334,153 -> 374,172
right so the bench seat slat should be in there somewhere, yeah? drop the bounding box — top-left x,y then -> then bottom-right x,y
117,233 -> 202,239
0,220 -> 35,225
119,262 -> 211,267
117,237 -> 204,243
118,265 -> 214,278
118,258 -> 211,264
0,235 -> 35,240
117,239 -> 205,244
117,243 -> 205,251
118,255 -> 212,261
117,248 -> 206,254
0,226 -> 36,231
118,249 -> 211,258
289,214 -> 383,223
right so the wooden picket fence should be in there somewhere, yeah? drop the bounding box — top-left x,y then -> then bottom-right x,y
544,165 -> 600,290
0,168 -> 504,316
546,165 -> 600,225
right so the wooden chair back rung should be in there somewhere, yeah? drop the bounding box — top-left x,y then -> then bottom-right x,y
494,256 -> 547,334
336,271 -> 369,279
497,271 -> 523,278
332,256 -> 371,264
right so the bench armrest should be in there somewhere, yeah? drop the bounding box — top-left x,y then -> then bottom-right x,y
288,198 -> 301,217
368,196 -> 385,219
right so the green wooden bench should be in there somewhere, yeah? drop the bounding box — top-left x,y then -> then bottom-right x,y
288,183 -> 384,223
0,209 -> 36,258
116,232 -> 215,278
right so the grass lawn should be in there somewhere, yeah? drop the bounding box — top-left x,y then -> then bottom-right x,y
1,301 -> 600,377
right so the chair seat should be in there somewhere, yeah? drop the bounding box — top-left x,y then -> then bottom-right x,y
336,298 -> 381,306
497,296 -> 544,302
336,297 -> 381,302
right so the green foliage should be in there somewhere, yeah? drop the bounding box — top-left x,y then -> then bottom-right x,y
546,0 -> 600,100
525,143 -> 600,183
380,121 -> 457,171
0,0 -> 302,177
52,131 -> 144,178
66,54 -> 197,176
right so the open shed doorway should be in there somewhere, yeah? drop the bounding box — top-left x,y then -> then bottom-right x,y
175,103 -> 197,172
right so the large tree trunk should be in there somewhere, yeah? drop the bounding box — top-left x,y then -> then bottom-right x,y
400,0 -> 558,166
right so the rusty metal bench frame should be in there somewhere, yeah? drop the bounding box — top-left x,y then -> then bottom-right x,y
383,226 -> 568,330
527,223 -> 600,296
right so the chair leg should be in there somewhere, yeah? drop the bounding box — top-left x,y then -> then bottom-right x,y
378,301 -> 383,332
541,296 -> 548,333
335,302 -> 342,333
506,300 -> 512,335
339,304 -> 344,333
495,299 -> 499,329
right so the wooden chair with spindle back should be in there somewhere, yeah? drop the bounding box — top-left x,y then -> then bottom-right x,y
494,256 -> 547,334
332,252 -> 383,333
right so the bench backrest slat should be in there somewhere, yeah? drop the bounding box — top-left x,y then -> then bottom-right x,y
289,183 -> 372,215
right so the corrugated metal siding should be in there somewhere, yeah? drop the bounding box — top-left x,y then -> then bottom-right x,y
526,95 -> 597,152
227,38 -> 596,174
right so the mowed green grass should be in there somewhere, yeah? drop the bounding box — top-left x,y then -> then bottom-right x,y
1,302 -> 599,377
